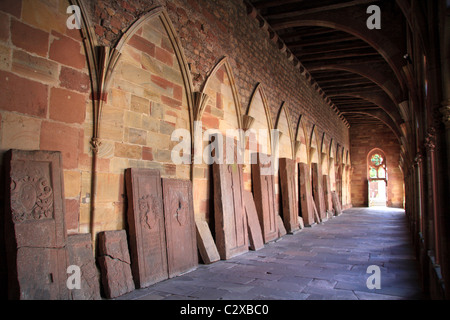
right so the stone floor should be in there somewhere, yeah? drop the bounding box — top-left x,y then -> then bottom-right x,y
117,207 -> 425,300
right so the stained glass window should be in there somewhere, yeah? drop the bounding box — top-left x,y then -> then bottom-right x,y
378,167 -> 386,179
368,150 -> 387,180
370,154 -> 383,166
369,167 -> 377,179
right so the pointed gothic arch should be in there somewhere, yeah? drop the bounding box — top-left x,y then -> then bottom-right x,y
275,102 -> 295,160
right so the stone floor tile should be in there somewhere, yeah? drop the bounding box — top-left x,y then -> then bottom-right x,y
122,208 -> 424,301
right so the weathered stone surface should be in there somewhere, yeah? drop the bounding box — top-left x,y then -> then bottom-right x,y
251,153 -> 278,243
162,179 -> 198,277
298,162 -> 315,227
5,150 -> 67,248
279,158 -> 300,233
67,233 -> 101,300
323,175 -> 333,213
4,150 -> 71,300
13,247 -> 70,300
97,230 -> 135,299
125,168 -> 168,288
277,214 -> 287,237
213,163 -> 248,260
332,191 -> 343,216
195,220 -> 220,264
311,163 -> 326,220
243,190 -> 264,251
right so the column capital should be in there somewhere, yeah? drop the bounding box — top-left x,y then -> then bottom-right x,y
440,101 -> 450,128
424,127 -> 437,152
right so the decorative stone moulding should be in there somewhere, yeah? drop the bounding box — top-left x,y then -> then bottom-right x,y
242,114 -> 255,131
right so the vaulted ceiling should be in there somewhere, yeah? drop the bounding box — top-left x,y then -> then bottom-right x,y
246,0 -> 408,139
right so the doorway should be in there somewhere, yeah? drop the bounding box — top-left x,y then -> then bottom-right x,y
369,179 -> 387,207
367,149 -> 388,207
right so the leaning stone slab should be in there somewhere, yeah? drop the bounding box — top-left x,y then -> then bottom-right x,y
67,233 -> 101,300
277,215 -> 287,237
162,178 -> 198,278
243,190 -> 264,251
4,150 -> 70,300
213,163 -> 249,260
195,220 -> 220,264
97,230 -> 135,299
125,168 -> 168,288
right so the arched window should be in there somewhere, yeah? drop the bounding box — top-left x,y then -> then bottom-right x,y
367,149 -> 387,207
368,152 -> 387,180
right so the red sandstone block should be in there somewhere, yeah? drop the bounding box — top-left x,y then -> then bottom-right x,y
0,70 -> 48,117
142,147 -> 153,161
40,121 -> 80,169
49,87 -> 86,124
59,66 -> 90,93
65,199 -> 80,232
0,0 -> 22,18
11,19 -> 49,57
128,34 -> 155,57
155,46 -> 173,67
201,112 -> 220,129
0,12 -> 9,42
49,31 -> 85,69
216,92 -> 223,109
161,95 -> 181,109
173,85 -> 183,101
151,74 -> 175,90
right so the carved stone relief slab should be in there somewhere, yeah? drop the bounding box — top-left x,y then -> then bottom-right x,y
311,163 -> 327,220
323,175 -> 333,213
125,168 -> 168,288
4,150 -> 69,300
251,153 -> 278,243
213,163 -> 249,260
6,150 -> 66,248
298,162 -> 315,227
279,158 -> 300,233
162,178 -> 198,278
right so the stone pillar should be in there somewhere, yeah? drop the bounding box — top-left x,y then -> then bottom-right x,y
440,101 -> 450,183
424,128 -> 440,264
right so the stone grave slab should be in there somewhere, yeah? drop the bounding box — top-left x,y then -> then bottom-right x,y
251,153 -> 278,243
97,230 -> 135,299
213,163 -> 249,260
298,162 -> 315,227
311,163 -> 326,220
279,158 -> 300,233
323,175 -> 333,214
125,168 -> 168,288
162,178 -> 198,278
67,233 -> 101,300
195,220 -> 220,264
4,150 -> 69,300
277,215 -> 287,237
332,191 -> 343,216
243,190 -> 264,251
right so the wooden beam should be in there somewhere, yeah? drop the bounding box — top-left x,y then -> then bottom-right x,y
288,35 -> 355,48
299,50 -> 380,62
267,0 -> 380,22
296,42 -> 372,56
251,0 -> 305,10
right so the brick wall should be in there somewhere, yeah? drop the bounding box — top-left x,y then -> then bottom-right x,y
350,123 -> 404,208
0,0 -> 89,234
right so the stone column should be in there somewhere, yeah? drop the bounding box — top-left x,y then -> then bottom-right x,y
440,101 -> 450,183
424,128 -> 440,264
